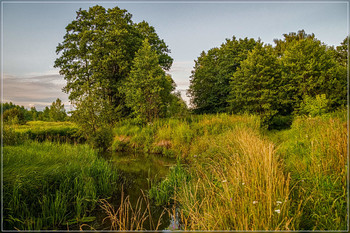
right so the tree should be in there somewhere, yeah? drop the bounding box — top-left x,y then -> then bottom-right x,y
54,5 -> 172,122
273,30 -> 315,57
167,91 -> 188,118
3,108 -> 26,125
121,39 -> 175,122
29,106 -> 38,121
228,43 -> 281,125
188,37 -> 258,113
49,98 -> 67,122
280,34 -> 346,113
39,106 -> 50,121
335,36 -> 349,67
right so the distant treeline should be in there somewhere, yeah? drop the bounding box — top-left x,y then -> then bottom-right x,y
188,30 -> 348,128
2,98 -> 67,124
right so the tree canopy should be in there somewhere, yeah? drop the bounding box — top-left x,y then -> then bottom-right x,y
188,30 -> 347,127
54,5 -> 173,122
188,37 -> 259,113
121,39 -> 175,122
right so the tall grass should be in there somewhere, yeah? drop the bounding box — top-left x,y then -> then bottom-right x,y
176,127 -> 294,230
271,115 -> 347,230
6,121 -> 82,143
148,112 -> 347,230
100,189 -> 165,230
3,142 -> 118,230
111,114 -> 260,158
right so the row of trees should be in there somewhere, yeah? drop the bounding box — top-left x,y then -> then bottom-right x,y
2,98 -> 67,124
55,6 -> 187,137
188,30 -> 347,127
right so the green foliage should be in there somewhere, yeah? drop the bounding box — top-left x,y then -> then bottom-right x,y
54,5 -> 172,119
8,121 -> 82,143
3,142 -> 118,230
188,37 -> 258,113
121,39 -> 175,122
269,113 -> 347,230
167,91 -> 189,118
3,108 -> 27,125
228,43 -> 281,127
189,31 -> 347,120
89,126 -> 114,151
268,115 -> 294,130
2,127 -> 26,146
281,36 -> 336,111
149,163 -> 190,206
49,98 -> 67,121
299,94 -> 331,117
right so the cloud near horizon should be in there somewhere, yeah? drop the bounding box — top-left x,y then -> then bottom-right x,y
3,74 -> 71,111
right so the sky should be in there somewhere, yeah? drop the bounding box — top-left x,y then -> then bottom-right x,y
1,0 -> 349,111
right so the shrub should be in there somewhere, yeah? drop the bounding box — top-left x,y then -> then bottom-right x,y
299,94 -> 330,117
3,108 -> 27,125
89,127 -> 114,151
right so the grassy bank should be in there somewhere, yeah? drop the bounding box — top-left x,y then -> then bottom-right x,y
3,121 -> 82,145
148,112 -> 347,230
112,114 -> 260,158
3,142 -> 118,230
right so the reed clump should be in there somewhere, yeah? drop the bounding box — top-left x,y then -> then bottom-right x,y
100,190 -> 165,231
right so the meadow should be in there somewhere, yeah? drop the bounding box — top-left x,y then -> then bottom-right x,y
2,110 -> 348,230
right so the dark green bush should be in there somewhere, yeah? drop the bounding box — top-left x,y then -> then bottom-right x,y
89,127 -> 114,151
268,115 -> 294,130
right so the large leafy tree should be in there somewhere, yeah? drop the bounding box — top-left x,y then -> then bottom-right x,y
228,44 -> 281,122
280,34 -> 346,112
188,37 -> 258,113
121,39 -> 175,122
54,5 -> 172,121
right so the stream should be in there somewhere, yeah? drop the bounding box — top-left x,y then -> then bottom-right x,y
98,150 -> 176,230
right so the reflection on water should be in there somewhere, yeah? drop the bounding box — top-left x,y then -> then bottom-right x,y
101,150 -> 176,230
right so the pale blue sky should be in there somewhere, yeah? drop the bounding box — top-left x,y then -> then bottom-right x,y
1,0 -> 349,110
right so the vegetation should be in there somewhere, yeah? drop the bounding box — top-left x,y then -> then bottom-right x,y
54,5 -> 174,128
122,39 -> 175,123
2,99 -> 67,123
2,4 -> 348,232
3,142 -> 118,230
146,111 -> 347,230
189,30 -> 347,128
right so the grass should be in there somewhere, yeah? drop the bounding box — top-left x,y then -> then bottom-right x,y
3,141 -> 118,230
268,115 -> 347,230
111,113 -> 260,157
145,111 -> 347,230
2,110 -> 347,231
99,189 -> 166,231
4,121 -> 82,144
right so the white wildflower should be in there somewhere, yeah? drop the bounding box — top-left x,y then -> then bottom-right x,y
222,180 -> 227,183
274,209 -> 281,214
253,201 -> 258,205
276,201 -> 282,205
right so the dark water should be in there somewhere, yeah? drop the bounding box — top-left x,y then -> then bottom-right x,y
99,150 -> 176,230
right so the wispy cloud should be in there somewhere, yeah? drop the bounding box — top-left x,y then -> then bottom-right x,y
2,73 -> 70,111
